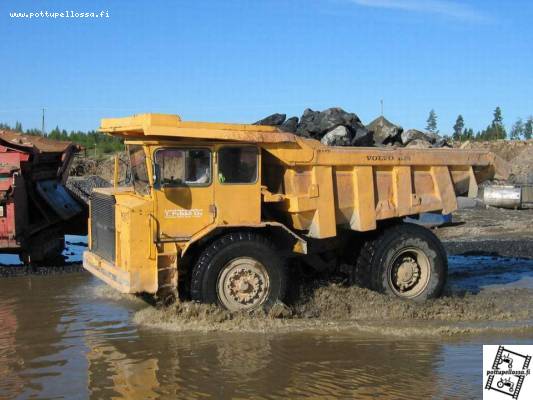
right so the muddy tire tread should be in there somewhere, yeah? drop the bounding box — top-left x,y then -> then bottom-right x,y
190,231 -> 287,308
355,223 -> 447,300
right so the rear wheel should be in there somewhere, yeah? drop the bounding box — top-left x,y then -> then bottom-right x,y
355,223 -> 447,301
191,232 -> 287,311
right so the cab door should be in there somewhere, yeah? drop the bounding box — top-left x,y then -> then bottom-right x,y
214,145 -> 261,225
153,147 -> 215,240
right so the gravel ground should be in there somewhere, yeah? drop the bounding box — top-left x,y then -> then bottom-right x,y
437,208 -> 533,258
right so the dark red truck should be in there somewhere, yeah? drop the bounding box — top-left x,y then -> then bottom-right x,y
0,130 -> 86,264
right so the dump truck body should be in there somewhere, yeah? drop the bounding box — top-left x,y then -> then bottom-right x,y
83,114 -> 507,307
0,130 -> 84,262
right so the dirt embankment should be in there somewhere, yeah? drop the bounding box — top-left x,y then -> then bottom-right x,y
459,140 -> 533,184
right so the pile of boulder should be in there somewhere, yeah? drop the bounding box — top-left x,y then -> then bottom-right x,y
253,107 -> 449,148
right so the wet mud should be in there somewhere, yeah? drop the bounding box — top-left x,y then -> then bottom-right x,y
134,256 -> 533,337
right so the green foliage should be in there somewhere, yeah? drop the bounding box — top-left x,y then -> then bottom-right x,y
524,117 -> 533,140
452,115 -> 464,141
476,106 -> 507,140
0,122 -> 123,155
461,128 -> 475,141
426,109 -> 438,133
492,107 -> 503,126
510,118 -> 524,140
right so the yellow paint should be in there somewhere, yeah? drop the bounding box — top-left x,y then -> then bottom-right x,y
83,113 -> 508,296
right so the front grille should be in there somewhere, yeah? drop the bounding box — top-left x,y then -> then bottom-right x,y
90,192 -> 116,262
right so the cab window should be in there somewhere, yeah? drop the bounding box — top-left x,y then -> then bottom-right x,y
155,148 -> 211,186
218,146 -> 258,184
128,145 -> 150,195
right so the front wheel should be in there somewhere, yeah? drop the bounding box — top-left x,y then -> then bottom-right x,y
191,232 -> 287,311
355,223 -> 447,301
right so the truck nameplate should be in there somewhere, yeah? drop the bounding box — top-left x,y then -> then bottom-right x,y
164,209 -> 203,218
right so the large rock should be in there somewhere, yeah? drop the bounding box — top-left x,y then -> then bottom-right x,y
280,116 -> 298,133
401,129 -> 434,145
296,107 -> 365,139
401,129 -> 448,147
253,113 -> 286,126
296,108 -> 321,138
351,128 -> 374,146
431,134 -> 451,148
320,126 -> 352,146
366,116 -> 402,145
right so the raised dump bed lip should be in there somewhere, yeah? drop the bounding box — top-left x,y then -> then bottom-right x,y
99,113 -> 297,143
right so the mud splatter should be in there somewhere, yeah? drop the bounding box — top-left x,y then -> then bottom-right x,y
134,284 -> 533,336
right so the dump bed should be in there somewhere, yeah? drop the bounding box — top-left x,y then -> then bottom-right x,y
261,139 -> 507,238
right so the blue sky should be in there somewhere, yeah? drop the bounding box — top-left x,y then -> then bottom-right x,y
1,0 -> 532,134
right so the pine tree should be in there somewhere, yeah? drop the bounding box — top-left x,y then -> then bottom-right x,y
462,128 -> 474,141
524,117 -> 533,140
492,107 -> 503,126
453,115 -> 464,141
490,106 -> 506,140
14,121 -> 23,132
426,109 -> 438,133
510,118 -> 524,140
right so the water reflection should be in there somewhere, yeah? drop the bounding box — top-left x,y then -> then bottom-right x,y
83,328 -> 444,399
0,272 -> 529,399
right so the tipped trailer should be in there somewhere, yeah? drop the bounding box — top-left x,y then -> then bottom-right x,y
0,130 -> 85,264
83,114 -> 508,309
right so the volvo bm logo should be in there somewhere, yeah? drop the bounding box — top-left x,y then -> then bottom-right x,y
164,209 -> 203,218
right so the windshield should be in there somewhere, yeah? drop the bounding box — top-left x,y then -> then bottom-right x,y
154,148 -> 211,186
128,144 -> 150,195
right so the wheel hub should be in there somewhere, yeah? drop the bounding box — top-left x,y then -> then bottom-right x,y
394,257 -> 421,291
226,268 -> 264,305
387,247 -> 431,298
217,257 -> 271,311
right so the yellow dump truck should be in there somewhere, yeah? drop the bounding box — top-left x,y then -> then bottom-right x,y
83,113 -> 507,310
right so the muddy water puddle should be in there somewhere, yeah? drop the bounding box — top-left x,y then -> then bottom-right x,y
0,254 -> 532,399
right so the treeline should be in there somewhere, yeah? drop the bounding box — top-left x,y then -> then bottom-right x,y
426,107 -> 533,142
0,122 -> 123,154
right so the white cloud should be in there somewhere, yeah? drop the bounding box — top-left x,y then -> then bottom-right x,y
350,0 -> 491,22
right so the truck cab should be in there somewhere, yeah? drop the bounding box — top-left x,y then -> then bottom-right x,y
84,113 -> 505,310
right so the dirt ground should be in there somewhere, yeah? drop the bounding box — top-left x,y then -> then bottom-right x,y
437,207 -> 533,258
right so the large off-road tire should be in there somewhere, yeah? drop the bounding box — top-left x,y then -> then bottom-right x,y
191,232 -> 287,311
355,223 -> 447,301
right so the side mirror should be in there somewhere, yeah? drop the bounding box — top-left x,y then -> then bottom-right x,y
153,164 -> 161,190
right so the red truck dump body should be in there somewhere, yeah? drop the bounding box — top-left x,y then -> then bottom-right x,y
0,130 -> 85,263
